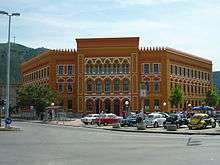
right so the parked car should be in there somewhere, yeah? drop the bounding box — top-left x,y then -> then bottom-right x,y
81,114 -> 100,125
215,110 -> 220,126
121,114 -> 137,127
144,113 -> 166,128
163,113 -> 188,129
96,113 -> 123,126
188,113 -> 216,130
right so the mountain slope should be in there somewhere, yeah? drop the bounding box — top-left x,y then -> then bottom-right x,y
0,43 -> 49,84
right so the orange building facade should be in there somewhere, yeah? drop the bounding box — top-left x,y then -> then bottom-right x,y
21,37 -> 212,115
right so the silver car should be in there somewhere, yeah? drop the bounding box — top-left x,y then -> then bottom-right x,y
144,113 -> 166,128
81,114 -> 100,125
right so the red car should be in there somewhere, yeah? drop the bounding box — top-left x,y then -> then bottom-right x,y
96,113 -> 123,126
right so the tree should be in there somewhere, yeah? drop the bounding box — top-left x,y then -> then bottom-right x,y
17,85 -> 58,116
205,87 -> 219,107
169,85 -> 185,110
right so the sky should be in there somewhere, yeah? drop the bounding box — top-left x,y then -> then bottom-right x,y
0,0 -> 220,71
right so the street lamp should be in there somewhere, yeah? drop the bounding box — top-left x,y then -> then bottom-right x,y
125,100 -> 129,115
0,11 -> 20,127
163,102 -> 167,112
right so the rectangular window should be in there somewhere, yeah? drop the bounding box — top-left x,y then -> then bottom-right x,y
67,65 -> 73,75
57,65 -> 64,75
201,72 -> 204,80
183,68 -> 186,77
146,81 -> 150,95
58,83 -> 64,93
191,69 -> 193,78
179,67 -> 182,76
154,81 -> 159,94
171,65 -> 173,75
153,63 -> 160,74
143,64 -> 150,74
187,69 -> 190,78
175,66 -> 178,75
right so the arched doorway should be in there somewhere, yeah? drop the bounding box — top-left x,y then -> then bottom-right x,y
95,98 -> 100,114
85,99 -> 94,113
114,99 -> 120,116
104,99 -> 111,113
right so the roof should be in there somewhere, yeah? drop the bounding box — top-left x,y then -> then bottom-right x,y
76,37 -> 139,50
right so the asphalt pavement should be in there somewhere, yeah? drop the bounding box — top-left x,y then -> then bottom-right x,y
0,122 -> 220,165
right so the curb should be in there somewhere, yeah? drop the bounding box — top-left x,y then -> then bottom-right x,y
0,127 -> 21,131
14,120 -> 220,136
101,128 -> 220,135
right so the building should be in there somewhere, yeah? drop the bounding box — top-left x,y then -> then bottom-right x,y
21,37 -> 212,115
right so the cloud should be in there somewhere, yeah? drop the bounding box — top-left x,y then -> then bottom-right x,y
113,0 -> 188,6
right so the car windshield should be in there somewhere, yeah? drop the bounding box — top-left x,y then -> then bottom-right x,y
147,115 -> 154,118
192,115 -> 203,119
86,114 -> 93,117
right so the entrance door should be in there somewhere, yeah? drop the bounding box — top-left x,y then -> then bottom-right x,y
114,99 -> 120,116
104,99 -> 111,113
95,99 -> 100,114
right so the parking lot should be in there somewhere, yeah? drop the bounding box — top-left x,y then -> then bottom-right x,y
47,119 -> 220,135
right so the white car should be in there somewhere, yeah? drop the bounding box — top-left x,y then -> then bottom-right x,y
81,114 -> 100,125
144,113 -> 166,128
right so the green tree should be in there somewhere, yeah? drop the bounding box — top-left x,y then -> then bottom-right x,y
205,87 -> 219,107
169,85 -> 185,109
17,85 -> 58,116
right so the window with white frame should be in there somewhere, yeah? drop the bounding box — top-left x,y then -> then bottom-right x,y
153,63 -> 160,74
143,64 -> 150,74
67,65 -> 73,75
57,65 -> 64,75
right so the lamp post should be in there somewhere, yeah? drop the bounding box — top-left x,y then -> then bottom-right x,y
163,102 -> 167,112
0,11 -> 20,127
125,100 -> 129,116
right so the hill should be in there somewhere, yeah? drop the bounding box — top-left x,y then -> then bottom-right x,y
0,43 -> 49,84
213,71 -> 220,90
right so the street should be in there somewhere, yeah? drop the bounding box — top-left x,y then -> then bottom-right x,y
0,122 -> 220,165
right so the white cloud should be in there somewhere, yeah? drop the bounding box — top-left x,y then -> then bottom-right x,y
114,0 -> 188,6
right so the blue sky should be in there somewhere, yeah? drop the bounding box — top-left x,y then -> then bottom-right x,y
0,0 -> 220,71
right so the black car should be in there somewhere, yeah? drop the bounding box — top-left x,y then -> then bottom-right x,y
121,114 -> 137,127
163,113 -> 188,129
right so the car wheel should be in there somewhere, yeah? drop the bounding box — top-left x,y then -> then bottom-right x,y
91,121 -> 94,125
212,122 -> 216,128
104,123 -> 108,126
153,122 -> 159,128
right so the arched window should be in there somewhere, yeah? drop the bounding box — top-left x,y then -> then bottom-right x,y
86,79 -> 93,92
105,79 -> 111,92
96,80 -> 102,93
123,79 -> 129,91
114,79 -> 120,92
